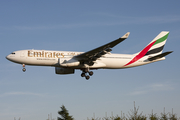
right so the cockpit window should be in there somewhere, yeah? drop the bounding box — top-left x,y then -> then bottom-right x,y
11,52 -> 15,54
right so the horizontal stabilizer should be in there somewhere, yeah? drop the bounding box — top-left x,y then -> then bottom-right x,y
148,51 -> 173,61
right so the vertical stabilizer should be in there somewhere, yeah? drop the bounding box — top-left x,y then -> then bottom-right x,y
145,31 -> 169,56
124,31 -> 169,66
134,31 -> 169,56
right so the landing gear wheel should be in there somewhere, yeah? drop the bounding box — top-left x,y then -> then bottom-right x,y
89,71 -> 93,76
22,68 -> 26,72
85,75 -> 90,80
81,73 -> 86,77
81,68 -> 93,80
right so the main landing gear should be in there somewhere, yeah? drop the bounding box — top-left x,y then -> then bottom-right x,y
22,64 -> 26,72
81,69 -> 93,80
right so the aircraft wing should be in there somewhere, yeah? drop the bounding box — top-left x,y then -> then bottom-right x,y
74,32 -> 130,65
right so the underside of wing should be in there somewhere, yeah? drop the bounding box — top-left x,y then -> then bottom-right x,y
73,32 -> 130,66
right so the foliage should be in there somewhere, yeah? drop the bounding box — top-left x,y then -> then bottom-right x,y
57,105 -> 74,120
127,102 -> 147,120
149,110 -> 159,120
169,109 -> 178,120
56,104 -> 180,120
160,108 -> 168,120
114,115 -> 124,120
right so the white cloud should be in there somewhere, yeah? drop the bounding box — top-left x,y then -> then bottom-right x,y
129,82 -> 174,96
150,83 -> 174,91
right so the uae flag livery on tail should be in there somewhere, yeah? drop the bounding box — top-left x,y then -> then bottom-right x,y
124,31 -> 170,66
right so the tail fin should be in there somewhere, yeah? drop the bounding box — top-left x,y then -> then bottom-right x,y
135,31 -> 169,56
124,31 -> 169,66
144,31 -> 169,56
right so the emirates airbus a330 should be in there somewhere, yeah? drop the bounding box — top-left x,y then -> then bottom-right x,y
6,31 -> 172,80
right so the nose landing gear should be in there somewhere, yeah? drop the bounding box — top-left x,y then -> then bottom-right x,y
22,64 -> 26,72
81,69 -> 93,80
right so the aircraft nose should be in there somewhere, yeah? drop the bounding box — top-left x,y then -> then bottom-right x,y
6,54 -> 12,61
6,55 -> 10,60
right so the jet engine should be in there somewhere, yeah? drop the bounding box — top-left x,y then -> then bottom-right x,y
55,67 -> 74,74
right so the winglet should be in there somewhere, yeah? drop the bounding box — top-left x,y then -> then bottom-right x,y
121,32 -> 130,38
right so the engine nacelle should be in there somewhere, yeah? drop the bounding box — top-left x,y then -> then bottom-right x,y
55,67 -> 74,74
58,58 -> 80,67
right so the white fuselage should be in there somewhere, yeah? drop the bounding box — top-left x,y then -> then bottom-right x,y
5,31 -> 171,80
6,49 -> 164,70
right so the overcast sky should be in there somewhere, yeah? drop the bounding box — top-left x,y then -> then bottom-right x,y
1,1 -> 180,120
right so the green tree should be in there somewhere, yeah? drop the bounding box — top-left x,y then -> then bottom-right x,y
57,105 -> 74,120
169,109 -> 177,120
149,110 -> 159,120
127,102 -> 147,120
160,108 -> 168,120
114,115 -> 121,120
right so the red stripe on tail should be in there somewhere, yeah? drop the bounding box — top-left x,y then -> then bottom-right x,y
124,41 -> 156,66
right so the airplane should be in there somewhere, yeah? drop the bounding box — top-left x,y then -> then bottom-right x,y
6,31 -> 173,80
